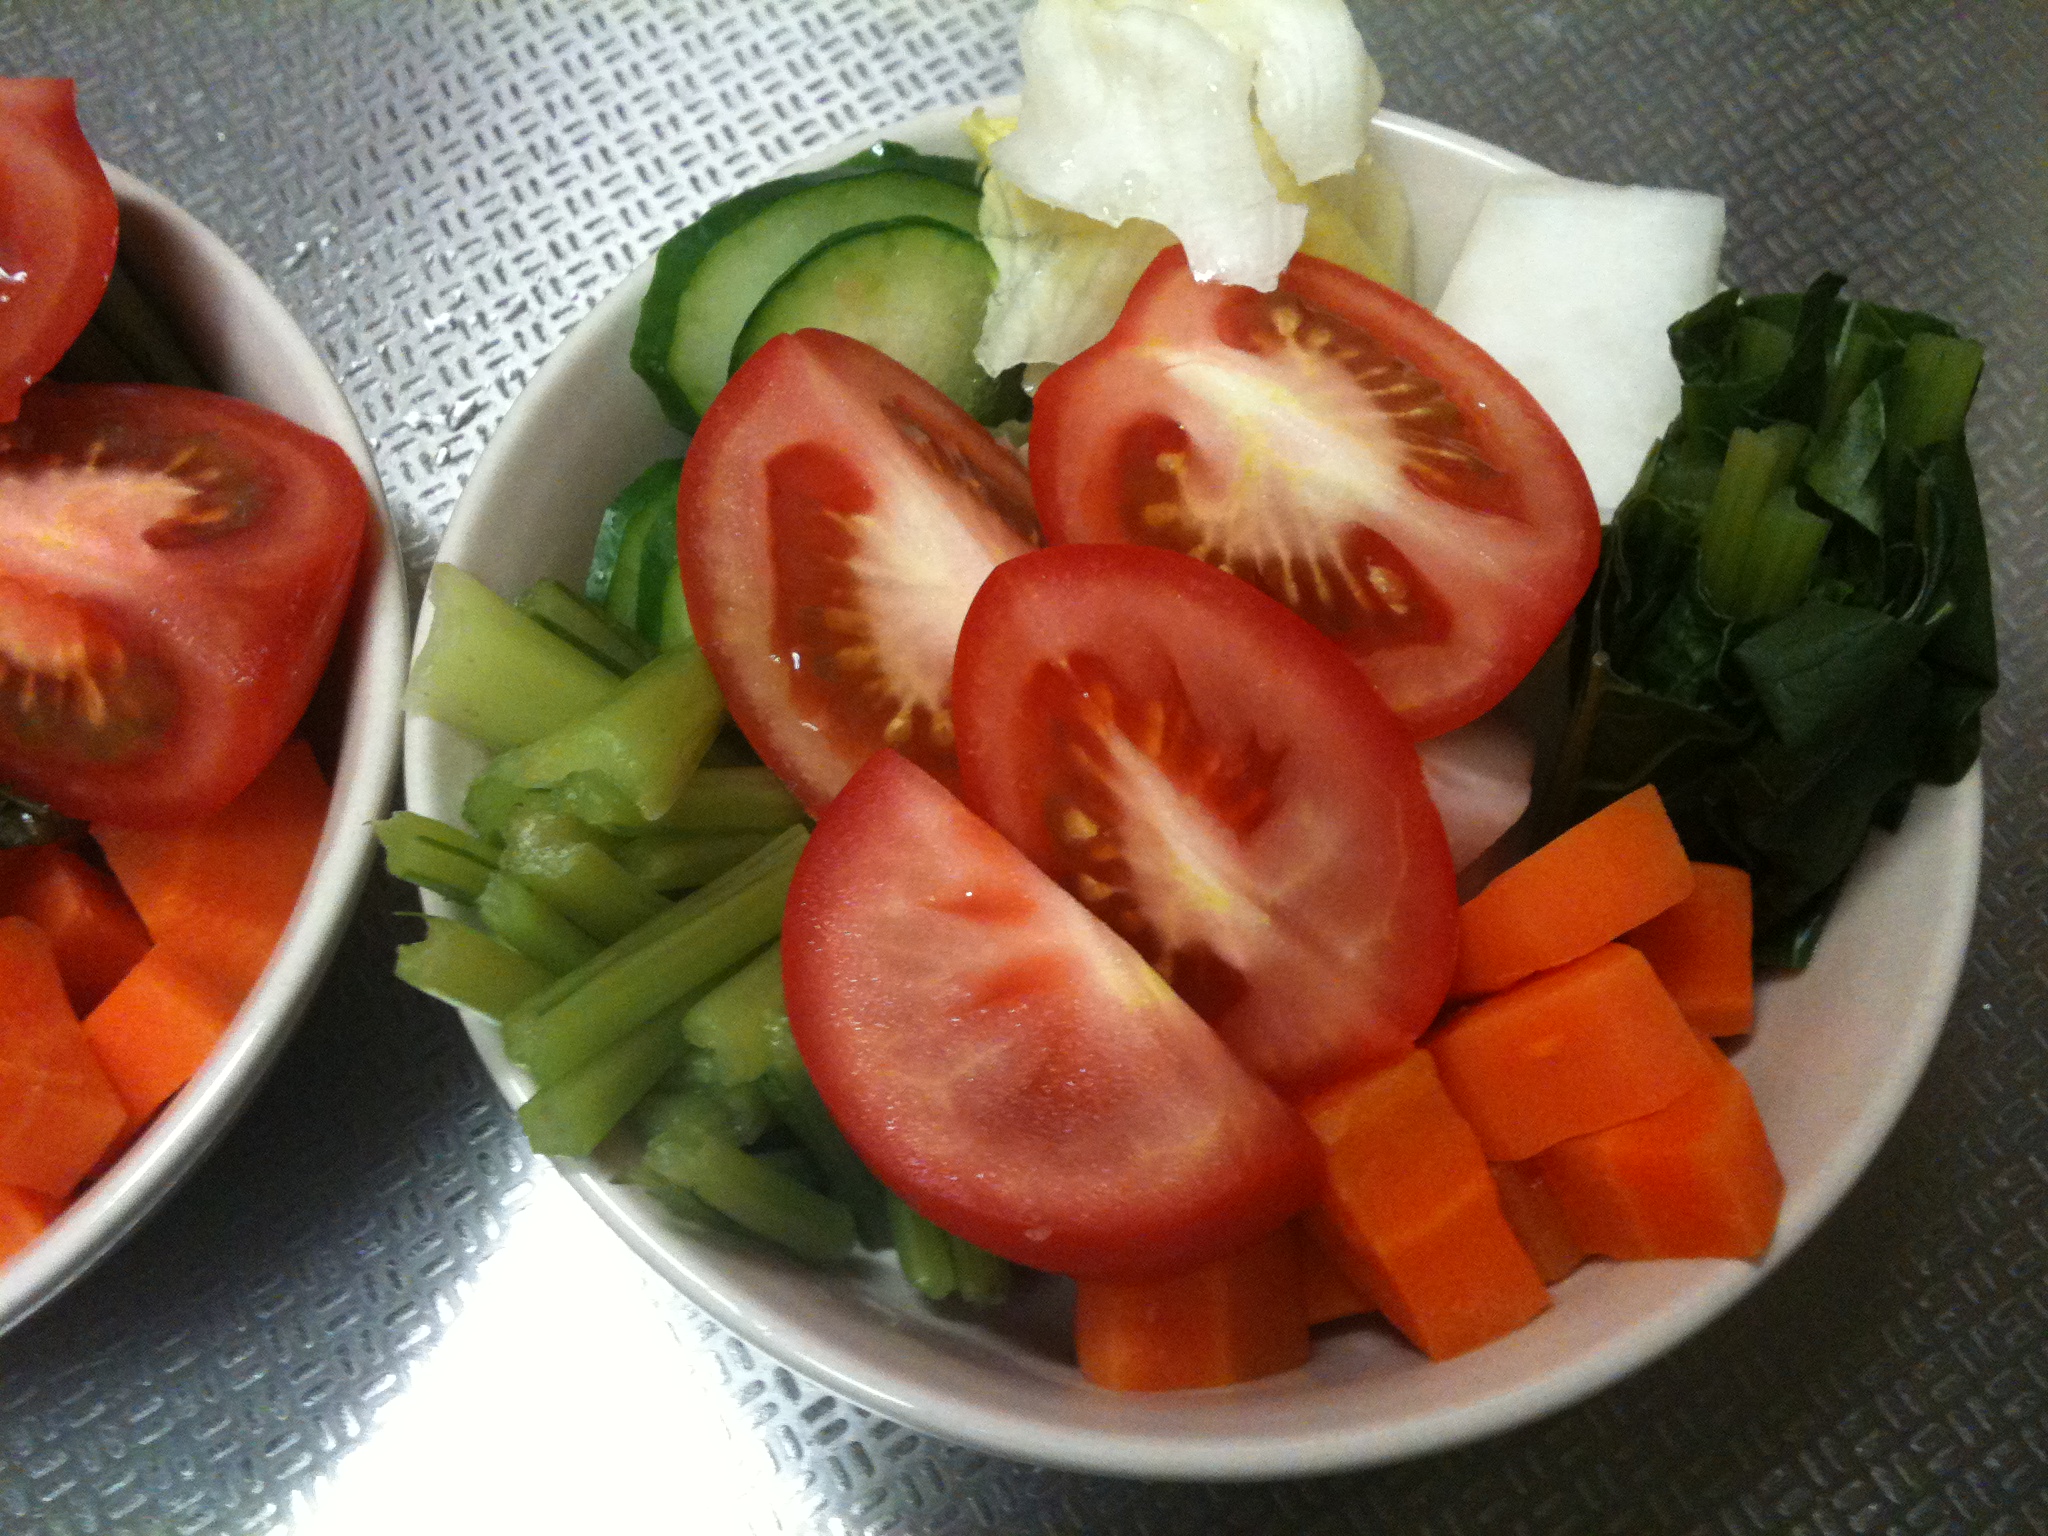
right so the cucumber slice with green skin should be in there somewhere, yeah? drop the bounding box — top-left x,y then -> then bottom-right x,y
585,458 -> 692,649
730,216 -> 1022,424
630,142 -> 980,427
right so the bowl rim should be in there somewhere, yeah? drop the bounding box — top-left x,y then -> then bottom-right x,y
408,98 -> 1982,1479
0,163 -> 411,1341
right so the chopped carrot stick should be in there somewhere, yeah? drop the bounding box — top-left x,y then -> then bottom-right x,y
1073,1222 -> 1311,1391
95,738 -> 330,1001
0,1185 -> 60,1266
1294,1219 -> 1374,1325
1303,1050 -> 1550,1361
1454,784 -> 1694,997
1490,1161 -> 1585,1285
1624,862 -> 1755,1036
1427,943 -> 1717,1162
0,842 -> 151,1014
82,946 -> 240,1124
1535,1048 -> 1784,1260
0,917 -> 128,1198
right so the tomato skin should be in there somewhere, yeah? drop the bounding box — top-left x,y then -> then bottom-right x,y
953,542 -> 1458,1095
783,749 -> 1322,1278
676,329 -> 1036,814
0,383 -> 369,827
0,79 -> 118,423
1030,247 -> 1600,739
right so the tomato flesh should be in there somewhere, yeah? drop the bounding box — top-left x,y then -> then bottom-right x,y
677,329 -> 1035,812
782,749 -> 1321,1277
0,79 -> 118,423
954,543 -> 1458,1094
0,383 -> 370,826
1031,248 -> 1600,738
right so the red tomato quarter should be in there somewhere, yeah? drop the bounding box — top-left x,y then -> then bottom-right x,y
953,543 -> 1458,1094
0,383 -> 370,826
782,749 -> 1322,1277
1030,248 -> 1600,739
0,79 -> 118,423
676,329 -> 1036,813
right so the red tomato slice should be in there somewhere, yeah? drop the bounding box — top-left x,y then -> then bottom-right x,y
953,543 -> 1458,1094
783,749 -> 1322,1277
676,329 -> 1036,813
0,79 -> 118,423
1030,248 -> 1600,739
0,383 -> 370,827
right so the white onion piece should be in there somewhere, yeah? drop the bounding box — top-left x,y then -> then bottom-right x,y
993,0 -> 1377,289
1416,713 -> 1535,872
1432,179 -> 1725,518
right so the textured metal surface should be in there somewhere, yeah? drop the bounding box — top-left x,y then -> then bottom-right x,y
0,0 -> 2043,1531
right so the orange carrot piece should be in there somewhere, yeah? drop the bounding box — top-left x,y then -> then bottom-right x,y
0,918 -> 128,1198
1624,862 -> 1755,1036
1427,943 -> 1717,1162
1454,784 -> 1695,997
0,1185 -> 60,1266
1295,1218 -> 1374,1325
1536,1048 -> 1784,1260
1073,1222 -> 1311,1391
95,738 -> 330,1001
1490,1161 -> 1585,1285
82,946 -> 240,1124
0,843 -> 152,1015
1303,1050 -> 1550,1361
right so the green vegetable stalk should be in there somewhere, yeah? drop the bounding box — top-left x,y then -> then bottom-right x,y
1549,273 -> 1996,967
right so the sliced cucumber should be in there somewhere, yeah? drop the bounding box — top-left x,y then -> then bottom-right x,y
585,458 -> 691,649
731,216 -> 1018,423
630,142 -> 980,427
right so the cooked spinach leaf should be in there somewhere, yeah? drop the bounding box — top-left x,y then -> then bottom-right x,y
1548,273 -> 1995,966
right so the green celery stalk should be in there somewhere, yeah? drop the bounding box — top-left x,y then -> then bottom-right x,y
395,917 -> 554,1021
643,1135 -> 855,1265
520,1011 -> 688,1157
375,812 -> 499,903
888,1193 -> 958,1300
477,871 -> 604,975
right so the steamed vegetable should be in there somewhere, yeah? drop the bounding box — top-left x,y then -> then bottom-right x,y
1549,273 -> 1996,964
1432,178 -> 1725,514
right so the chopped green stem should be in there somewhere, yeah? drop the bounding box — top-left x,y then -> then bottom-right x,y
888,1193 -> 959,1300
758,1044 -> 891,1250
499,827 -> 806,1087
405,564 -> 622,750
644,1135 -> 855,1265
1893,333 -> 1983,450
753,1147 -> 826,1191
479,646 -> 726,823
1734,316 -> 1793,382
375,811 -> 499,903
1818,324 -> 1882,441
681,943 -> 783,1085
947,1234 -> 1013,1306
395,917 -> 554,1020
501,807 -> 669,942
657,767 -> 807,834
515,577 -> 656,677
1698,422 -> 1810,615
461,773 -> 538,843
520,1012 -> 688,1157
617,831 -> 775,892
1738,487 -> 1833,619
477,870 -> 604,975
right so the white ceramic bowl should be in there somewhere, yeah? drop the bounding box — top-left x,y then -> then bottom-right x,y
0,166 -> 410,1339
406,102 -> 1981,1478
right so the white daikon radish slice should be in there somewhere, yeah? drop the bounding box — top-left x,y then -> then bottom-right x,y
1416,712 -> 1534,872
1432,179 -> 1725,518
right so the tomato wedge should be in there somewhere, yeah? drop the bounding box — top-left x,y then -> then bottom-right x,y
676,329 -> 1036,812
0,79 -> 118,423
783,749 -> 1321,1277
1030,248 -> 1600,739
953,543 -> 1458,1094
0,383 -> 370,827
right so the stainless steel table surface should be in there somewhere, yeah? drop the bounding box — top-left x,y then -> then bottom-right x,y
2,2 -> 2043,1532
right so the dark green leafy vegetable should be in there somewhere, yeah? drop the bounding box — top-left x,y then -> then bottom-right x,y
1549,273 -> 1995,967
